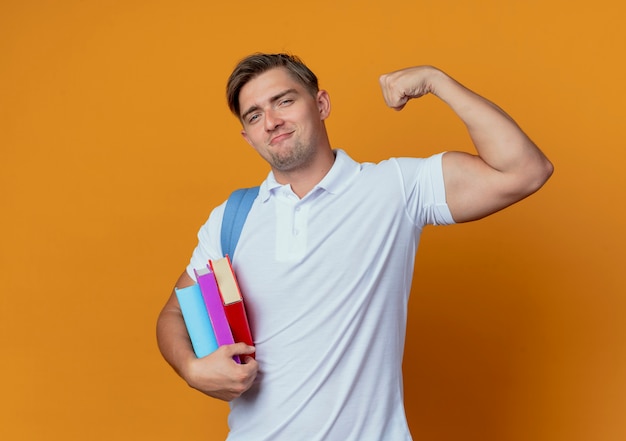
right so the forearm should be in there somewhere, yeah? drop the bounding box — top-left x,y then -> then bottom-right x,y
156,272 -> 259,401
156,296 -> 196,380
429,68 -> 550,178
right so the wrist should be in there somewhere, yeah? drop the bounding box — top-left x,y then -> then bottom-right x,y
425,67 -> 450,97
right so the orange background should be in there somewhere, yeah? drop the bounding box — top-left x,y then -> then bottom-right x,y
1,1 -> 625,440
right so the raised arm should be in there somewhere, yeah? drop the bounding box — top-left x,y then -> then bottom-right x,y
156,270 -> 258,401
379,66 -> 553,223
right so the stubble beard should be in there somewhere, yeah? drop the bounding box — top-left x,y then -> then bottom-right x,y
267,138 -> 316,173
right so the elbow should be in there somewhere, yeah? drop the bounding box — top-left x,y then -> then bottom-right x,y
523,156 -> 554,196
536,157 -> 554,189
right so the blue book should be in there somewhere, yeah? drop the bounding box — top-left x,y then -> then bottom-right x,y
175,284 -> 218,358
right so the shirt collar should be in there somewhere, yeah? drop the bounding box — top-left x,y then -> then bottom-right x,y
258,149 -> 361,202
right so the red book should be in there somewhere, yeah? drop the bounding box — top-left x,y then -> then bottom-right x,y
209,256 -> 254,357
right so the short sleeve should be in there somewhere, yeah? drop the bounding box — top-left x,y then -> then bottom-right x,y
185,201 -> 227,281
395,152 -> 455,227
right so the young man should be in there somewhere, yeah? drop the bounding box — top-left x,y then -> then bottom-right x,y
157,53 -> 553,440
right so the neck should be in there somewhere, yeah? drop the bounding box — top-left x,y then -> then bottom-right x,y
273,147 -> 336,199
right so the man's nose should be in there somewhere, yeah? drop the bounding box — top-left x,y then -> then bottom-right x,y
264,109 -> 283,131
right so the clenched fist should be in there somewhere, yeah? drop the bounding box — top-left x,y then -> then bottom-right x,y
379,65 -> 445,110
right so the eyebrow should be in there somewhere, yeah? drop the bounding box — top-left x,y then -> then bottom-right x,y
241,88 -> 298,121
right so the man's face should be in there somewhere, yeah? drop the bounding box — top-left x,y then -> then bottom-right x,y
239,67 -> 330,173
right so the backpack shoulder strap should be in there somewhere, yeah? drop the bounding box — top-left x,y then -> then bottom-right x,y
220,186 -> 260,260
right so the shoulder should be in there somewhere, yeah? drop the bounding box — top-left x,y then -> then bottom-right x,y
356,153 -> 444,181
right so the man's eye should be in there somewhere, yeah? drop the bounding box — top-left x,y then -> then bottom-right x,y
248,114 -> 260,123
280,99 -> 293,106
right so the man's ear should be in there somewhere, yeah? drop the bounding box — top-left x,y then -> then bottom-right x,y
317,90 -> 331,121
241,129 -> 253,147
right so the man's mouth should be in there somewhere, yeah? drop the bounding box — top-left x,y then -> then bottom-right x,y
269,131 -> 293,146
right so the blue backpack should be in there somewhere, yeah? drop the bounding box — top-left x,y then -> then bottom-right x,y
220,187 -> 260,260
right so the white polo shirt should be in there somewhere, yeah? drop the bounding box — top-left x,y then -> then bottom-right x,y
187,149 -> 454,441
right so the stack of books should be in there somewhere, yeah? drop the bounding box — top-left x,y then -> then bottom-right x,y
175,256 -> 253,363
